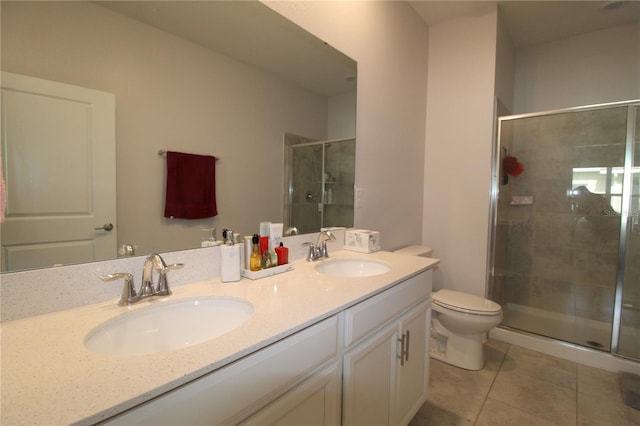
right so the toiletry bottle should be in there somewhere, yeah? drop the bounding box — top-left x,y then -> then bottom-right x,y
236,233 -> 245,272
269,223 -> 284,248
250,234 -> 262,271
221,229 -> 241,282
261,247 -> 273,269
267,248 -> 278,268
275,242 -> 289,265
259,236 -> 269,257
260,222 -> 271,238
327,187 -> 333,204
243,235 -> 252,270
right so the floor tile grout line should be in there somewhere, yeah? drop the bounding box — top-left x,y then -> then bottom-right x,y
472,343 -> 511,425
575,362 -> 579,426
478,343 -> 574,426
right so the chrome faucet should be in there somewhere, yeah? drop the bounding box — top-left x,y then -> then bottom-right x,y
303,230 -> 336,261
100,253 -> 184,306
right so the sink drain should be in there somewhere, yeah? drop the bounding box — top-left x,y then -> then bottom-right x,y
586,340 -> 604,349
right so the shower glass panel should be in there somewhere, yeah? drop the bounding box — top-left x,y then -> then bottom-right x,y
284,137 -> 355,235
490,101 -> 640,358
288,143 -> 322,234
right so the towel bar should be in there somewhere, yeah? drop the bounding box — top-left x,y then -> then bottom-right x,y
158,149 -> 219,160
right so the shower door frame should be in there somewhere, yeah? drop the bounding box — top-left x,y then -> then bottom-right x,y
613,104 -> 638,358
487,99 -> 640,359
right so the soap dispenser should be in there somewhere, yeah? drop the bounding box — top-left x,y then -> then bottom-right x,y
220,229 -> 241,282
201,227 -> 223,247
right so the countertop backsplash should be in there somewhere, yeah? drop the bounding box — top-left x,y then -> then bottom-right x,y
0,230 -> 345,323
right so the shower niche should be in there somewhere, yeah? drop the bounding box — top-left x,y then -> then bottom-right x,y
283,134 -> 355,235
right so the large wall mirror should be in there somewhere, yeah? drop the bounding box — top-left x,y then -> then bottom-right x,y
1,1 -> 357,272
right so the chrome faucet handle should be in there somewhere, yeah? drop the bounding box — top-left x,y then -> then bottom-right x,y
285,226 -> 299,236
100,273 -> 138,306
316,229 -> 335,244
302,242 -> 318,262
156,262 -> 184,296
118,243 -> 136,257
316,230 -> 336,259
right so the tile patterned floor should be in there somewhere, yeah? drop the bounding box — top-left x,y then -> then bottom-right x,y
409,340 -> 640,426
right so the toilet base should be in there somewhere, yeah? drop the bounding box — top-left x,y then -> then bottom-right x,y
430,322 -> 485,370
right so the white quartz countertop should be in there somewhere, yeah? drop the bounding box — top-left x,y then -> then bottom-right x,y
0,250 -> 438,425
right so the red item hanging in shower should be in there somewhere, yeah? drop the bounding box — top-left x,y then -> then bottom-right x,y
503,155 -> 524,177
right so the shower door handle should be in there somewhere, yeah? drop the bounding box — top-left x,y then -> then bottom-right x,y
629,215 -> 639,234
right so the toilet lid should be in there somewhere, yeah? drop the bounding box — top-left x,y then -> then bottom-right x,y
432,290 -> 502,315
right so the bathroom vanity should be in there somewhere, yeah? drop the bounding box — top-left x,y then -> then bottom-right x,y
0,250 -> 438,425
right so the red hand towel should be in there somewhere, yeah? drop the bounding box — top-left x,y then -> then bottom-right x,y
164,151 -> 217,219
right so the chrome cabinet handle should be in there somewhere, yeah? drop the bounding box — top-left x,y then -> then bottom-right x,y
95,223 -> 114,231
397,330 -> 411,366
398,333 -> 406,366
405,330 -> 410,362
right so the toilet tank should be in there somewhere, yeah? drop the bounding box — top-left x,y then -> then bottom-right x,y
393,245 -> 433,257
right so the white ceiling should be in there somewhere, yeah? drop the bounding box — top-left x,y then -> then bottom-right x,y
96,1 -> 357,96
409,1 -> 640,48
95,1 -> 638,95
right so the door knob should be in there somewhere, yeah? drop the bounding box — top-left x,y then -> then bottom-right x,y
95,223 -> 114,231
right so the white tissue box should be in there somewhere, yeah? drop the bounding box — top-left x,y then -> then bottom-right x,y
344,229 -> 381,253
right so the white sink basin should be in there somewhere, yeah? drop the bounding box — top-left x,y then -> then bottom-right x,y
84,297 -> 253,356
315,258 -> 391,277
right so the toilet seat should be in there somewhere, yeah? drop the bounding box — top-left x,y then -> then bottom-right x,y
432,290 -> 502,316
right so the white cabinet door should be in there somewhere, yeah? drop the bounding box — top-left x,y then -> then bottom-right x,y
343,299 -> 431,426
342,323 -> 398,426
395,300 -> 430,426
242,364 -> 341,426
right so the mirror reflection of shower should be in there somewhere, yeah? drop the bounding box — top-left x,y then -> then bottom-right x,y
283,133 -> 355,234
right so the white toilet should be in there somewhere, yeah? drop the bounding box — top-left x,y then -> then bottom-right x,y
431,289 -> 502,370
394,245 -> 503,371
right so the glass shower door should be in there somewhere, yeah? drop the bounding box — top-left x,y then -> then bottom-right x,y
491,103 -> 636,354
287,143 -> 322,235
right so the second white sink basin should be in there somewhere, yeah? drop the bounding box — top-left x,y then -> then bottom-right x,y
85,297 -> 253,356
315,258 -> 391,277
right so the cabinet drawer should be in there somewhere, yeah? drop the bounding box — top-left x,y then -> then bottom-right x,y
344,270 -> 431,348
101,316 -> 339,426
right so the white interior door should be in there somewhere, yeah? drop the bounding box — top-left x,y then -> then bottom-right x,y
1,72 -> 116,271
